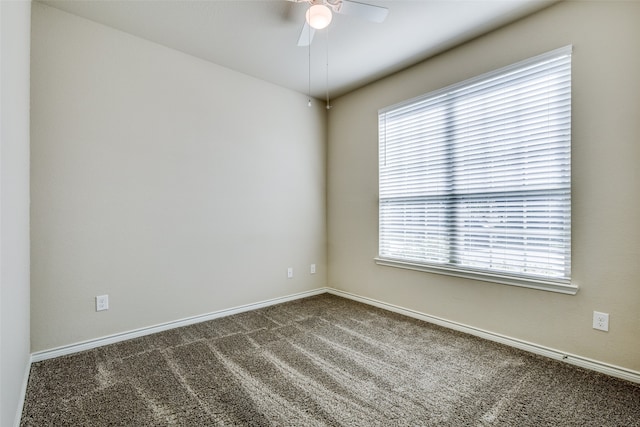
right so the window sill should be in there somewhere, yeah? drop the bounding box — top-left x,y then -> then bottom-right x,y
374,257 -> 578,295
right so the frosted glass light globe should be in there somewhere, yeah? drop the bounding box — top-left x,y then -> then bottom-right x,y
306,4 -> 333,30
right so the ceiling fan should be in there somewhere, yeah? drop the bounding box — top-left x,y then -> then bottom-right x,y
288,0 -> 389,46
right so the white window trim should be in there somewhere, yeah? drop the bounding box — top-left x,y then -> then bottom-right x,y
376,46 -> 575,294
374,257 -> 578,295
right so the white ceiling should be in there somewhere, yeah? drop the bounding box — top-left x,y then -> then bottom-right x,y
39,0 -> 556,100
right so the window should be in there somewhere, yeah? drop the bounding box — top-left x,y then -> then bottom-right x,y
376,46 -> 574,294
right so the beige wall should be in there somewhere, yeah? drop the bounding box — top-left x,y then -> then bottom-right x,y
29,0 -> 640,375
328,1 -> 640,372
30,3 -> 327,352
1,0 -> 32,425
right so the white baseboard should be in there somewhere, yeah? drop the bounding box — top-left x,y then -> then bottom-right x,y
31,288 -> 328,363
327,288 -> 640,384
14,357 -> 31,427
29,285 -> 640,386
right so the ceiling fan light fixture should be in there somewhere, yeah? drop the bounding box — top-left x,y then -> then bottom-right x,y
306,4 -> 332,30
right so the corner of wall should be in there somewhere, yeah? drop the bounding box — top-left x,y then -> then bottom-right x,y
0,0 -> 32,426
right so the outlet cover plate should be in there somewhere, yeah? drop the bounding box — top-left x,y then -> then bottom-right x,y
593,311 -> 609,331
96,295 -> 109,311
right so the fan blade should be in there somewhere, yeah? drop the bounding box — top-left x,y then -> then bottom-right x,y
337,0 -> 388,23
297,21 -> 316,46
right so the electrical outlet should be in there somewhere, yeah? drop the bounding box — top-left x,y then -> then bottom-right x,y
593,311 -> 609,331
287,267 -> 293,279
96,294 -> 109,312
310,264 -> 316,274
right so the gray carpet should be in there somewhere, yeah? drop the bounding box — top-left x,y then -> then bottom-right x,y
21,294 -> 640,426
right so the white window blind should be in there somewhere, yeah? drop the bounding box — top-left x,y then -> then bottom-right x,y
377,46 -> 573,293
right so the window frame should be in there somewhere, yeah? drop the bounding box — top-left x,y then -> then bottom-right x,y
375,46 -> 576,295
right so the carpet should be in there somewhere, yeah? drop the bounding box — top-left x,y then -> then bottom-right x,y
20,294 -> 640,426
